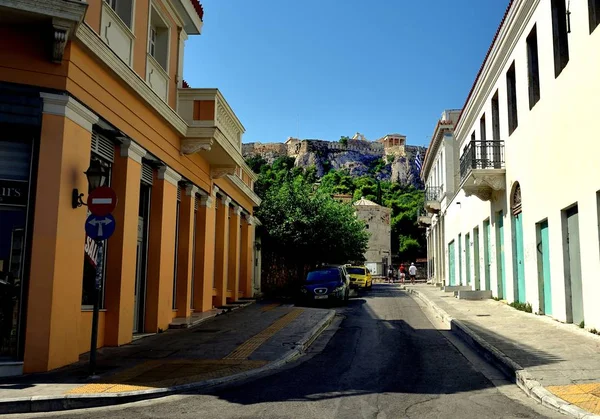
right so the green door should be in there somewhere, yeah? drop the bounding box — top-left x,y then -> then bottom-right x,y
458,234 -> 463,285
465,233 -> 471,285
538,220 -> 552,315
448,241 -> 455,286
496,212 -> 506,299
484,220 -> 491,290
513,213 -> 526,302
473,227 -> 481,290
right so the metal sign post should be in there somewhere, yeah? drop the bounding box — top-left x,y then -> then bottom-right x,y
89,240 -> 103,377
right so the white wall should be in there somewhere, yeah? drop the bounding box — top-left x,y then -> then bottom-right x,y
443,0 -> 600,328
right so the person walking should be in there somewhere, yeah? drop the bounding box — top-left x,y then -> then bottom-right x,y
408,262 -> 417,284
399,264 -> 406,284
387,266 -> 394,283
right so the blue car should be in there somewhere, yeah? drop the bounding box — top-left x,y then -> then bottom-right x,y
300,265 -> 350,305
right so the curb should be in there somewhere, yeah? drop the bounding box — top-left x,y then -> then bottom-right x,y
1,309 -> 336,415
404,288 -> 600,419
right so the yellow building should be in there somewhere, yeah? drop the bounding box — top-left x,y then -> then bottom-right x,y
0,0 -> 261,376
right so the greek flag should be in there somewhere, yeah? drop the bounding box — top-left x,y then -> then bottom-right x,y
415,151 -> 423,173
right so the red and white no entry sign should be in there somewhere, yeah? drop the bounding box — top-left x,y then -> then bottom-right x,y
87,186 -> 117,216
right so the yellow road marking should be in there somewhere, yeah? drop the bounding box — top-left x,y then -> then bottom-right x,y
261,303 -> 281,312
224,309 -> 304,360
547,383 -> 600,414
66,308 -> 304,395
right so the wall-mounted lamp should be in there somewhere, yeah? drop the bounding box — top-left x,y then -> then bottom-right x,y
72,159 -> 108,208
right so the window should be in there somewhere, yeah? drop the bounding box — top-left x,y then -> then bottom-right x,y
480,114 -> 486,142
106,0 -> 133,28
590,0 -> 600,33
551,0 -> 570,77
506,62 -> 518,135
471,131 -> 476,142
492,91 -> 500,141
149,27 -> 157,58
148,6 -> 170,71
527,26 -> 541,109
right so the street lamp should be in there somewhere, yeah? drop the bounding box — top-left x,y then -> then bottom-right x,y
72,159 -> 108,208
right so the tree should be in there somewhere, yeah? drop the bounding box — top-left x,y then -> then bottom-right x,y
256,178 -> 369,296
339,136 -> 350,147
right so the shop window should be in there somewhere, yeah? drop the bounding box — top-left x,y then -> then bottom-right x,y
106,0 -> 133,28
551,0 -> 570,77
527,25 -> 541,109
148,6 -> 170,71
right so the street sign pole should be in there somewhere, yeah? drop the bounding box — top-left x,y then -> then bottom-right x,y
89,240 -> 103,377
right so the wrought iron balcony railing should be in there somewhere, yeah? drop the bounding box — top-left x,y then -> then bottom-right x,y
425,186 -> 443,202
459,140 -> 505,182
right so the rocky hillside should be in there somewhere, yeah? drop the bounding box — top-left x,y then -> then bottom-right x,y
243,137 -> 426,189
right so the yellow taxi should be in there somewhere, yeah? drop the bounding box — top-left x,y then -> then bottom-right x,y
347,266 -> 373,290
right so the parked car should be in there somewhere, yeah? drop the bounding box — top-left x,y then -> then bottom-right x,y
300,265 -> 350,305
347,266 -> 372,290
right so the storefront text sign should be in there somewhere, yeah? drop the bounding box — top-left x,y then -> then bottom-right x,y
0,179 -> 27,207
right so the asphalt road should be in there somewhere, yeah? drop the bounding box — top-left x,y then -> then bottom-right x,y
33,284 -> 563,419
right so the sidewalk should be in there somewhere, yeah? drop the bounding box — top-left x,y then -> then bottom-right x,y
406,284 -> 600,419
0,302 -> 335,414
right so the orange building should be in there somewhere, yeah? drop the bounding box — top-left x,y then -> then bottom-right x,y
0,0 -> 261,376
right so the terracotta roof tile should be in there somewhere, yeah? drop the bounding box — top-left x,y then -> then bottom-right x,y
191,0 -> 204,22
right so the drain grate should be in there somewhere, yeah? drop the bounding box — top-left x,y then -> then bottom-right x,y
476,314 -> 491,317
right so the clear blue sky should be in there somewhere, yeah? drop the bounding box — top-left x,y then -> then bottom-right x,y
183,1 -> 508,147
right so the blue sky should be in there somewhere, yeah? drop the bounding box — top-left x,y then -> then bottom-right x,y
184,1 -> 508,147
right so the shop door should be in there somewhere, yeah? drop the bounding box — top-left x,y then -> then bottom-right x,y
448,241 -> 455,286
537,221 -> 552,315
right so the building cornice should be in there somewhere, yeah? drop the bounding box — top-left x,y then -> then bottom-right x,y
119,138 -> 147,163
158,165 -> 182,186
225,174 -> 262,207
455,0 -> 539,144
421,122 -> 453,181
40,92 -> 98,132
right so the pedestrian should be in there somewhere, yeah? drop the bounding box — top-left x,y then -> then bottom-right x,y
408,263 -> 417,284
399,264 -> 406,284
387,266 -> 394,283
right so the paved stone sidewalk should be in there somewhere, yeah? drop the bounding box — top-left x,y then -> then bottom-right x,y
0,302 -> 335,413
406,284 -> 600,417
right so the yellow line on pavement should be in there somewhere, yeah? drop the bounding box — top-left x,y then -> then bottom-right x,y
224,308 -> 304,360
547,383 -> 600,414
261,303 -> 281,312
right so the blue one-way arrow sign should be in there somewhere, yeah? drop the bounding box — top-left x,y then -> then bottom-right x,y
85,214 -> 116,240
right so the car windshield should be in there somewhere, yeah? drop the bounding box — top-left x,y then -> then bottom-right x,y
347,267 -> 365,275
306,268 -> 340,282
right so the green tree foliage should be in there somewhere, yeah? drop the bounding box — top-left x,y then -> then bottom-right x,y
339,136 -> 350,147
247,156 -> 425,294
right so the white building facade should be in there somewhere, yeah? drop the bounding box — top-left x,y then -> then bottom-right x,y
433,0 -> 600,329
419,110 -> 461,285
354,198 -> 392,276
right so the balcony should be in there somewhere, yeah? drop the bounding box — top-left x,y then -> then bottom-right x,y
424,186 -> 443,213
178,88 -> 244,173
459,141 -> 506,201
417,209 -> 432,227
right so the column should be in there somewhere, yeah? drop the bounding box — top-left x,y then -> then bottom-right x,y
214,194 -> 230,307
175,184 -> 197,318
145,165 -> 180,332
193,189 -> 216,312
104,139 -> 145,346
240,214 -> 254,298
227,205 -> 242,302
24,93 -> 98,373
